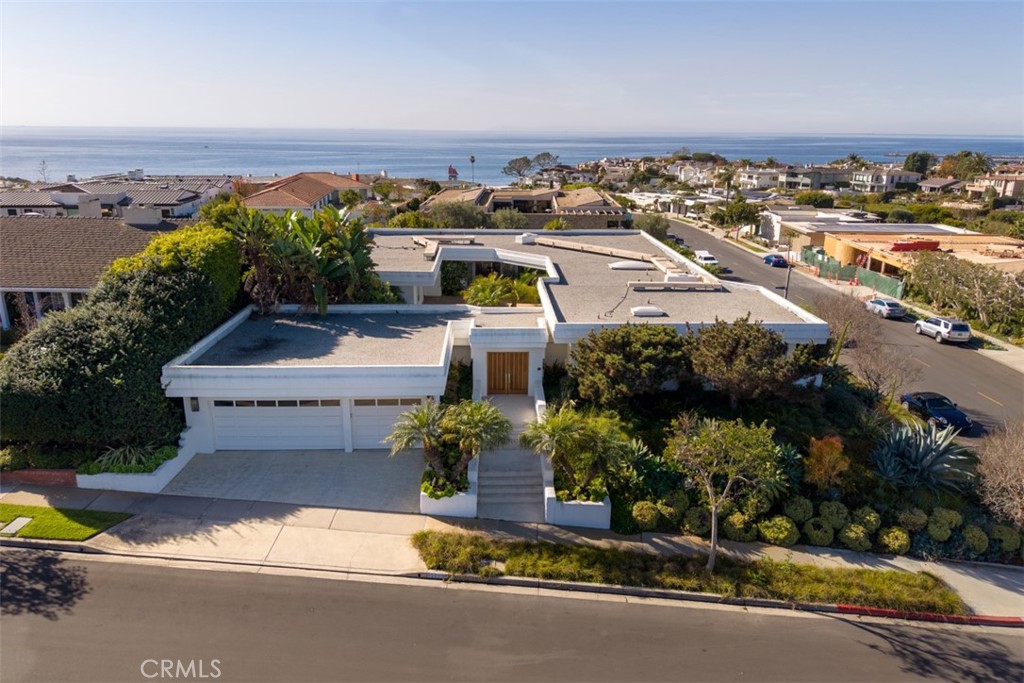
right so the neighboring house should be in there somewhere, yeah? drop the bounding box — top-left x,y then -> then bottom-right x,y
776,166 -> 853,190
737,167 -> 781,190
533,165 -> 597,186
162,229 -> 829,453
668,162 -> 718,186
822,231 -> 1024,276
421,187 -> 629,229
243,172 -> 374,216
964,170 -> 1024,200
758,204 -> 880,244
849,167 -> 922,193
0,215 -> 187,329
917,177 -> 963,194
2,179 -> 209,218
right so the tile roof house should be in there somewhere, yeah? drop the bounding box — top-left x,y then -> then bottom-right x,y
243,172 -> 374,216
421,187 -> 629,229
0,216 -> 187,329
3,180 -> 205,219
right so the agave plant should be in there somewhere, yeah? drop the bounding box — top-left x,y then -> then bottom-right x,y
871,423 -> 975,493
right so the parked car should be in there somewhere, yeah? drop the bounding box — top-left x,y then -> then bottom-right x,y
914,316 -> 972,344
763,254 -> 788,267
693,250 -> 719,267
865,298 -> 906,319
900,391 -> 975,432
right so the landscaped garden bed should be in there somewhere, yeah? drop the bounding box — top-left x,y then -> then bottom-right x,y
0,504 -> 131,541
411,530 -> 968,615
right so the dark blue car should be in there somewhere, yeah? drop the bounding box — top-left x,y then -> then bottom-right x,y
900,392 -> 974,432
763,254 -> 788,267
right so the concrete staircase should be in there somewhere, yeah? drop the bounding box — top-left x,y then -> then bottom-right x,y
476,448 -> 545,523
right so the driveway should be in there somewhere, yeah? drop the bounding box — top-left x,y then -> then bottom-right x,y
161,450 -> 424,513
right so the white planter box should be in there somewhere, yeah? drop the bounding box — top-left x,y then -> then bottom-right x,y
544,493 -> 612,529
419,458 -> 478,518
76,429 -> 198,494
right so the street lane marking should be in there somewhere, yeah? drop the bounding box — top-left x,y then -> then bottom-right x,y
977,392 -> 1004,407
912,357 -> 931,368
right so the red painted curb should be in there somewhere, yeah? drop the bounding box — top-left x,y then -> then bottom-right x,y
2,469 -> 78,487
836,604 -> 1024,627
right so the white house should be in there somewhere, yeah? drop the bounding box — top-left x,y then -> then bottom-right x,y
162,230 -> 829,453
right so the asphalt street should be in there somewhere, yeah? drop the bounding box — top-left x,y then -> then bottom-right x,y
667,219 -> 1024,434
3,550 -> 1022,683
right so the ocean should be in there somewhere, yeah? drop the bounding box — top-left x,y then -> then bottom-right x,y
1,127 -> 1022,186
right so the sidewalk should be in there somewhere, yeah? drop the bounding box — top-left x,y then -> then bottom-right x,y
2,484 -> 1022,618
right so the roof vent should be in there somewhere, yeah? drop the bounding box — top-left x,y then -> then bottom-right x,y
609,260 -> 655,271
630,305 -> 667,317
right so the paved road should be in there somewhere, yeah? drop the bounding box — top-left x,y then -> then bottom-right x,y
668,219 -> 1023,434
2,551 -> 1021,683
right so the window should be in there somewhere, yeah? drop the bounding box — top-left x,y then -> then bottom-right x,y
214,400 -> 233,407
6,209 -> 15,216
234,400 -> 256,408
353,399 -> 375,407
256,400 -> 276,407
399,398 -> 422,406
299,400 -> 320,407
277,400 -> 297,407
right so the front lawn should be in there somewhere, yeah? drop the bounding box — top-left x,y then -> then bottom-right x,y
412,531 -> 967,615
0,504 -> 131,541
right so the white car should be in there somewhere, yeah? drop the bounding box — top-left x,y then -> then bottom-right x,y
914,317 -> 972,344
865,298 -> 906,319
693,250 -> 719,267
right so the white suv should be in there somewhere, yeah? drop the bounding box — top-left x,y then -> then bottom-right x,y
914,317 -> 972,344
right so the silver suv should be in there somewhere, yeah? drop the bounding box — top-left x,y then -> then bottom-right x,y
914,317 -> 972,344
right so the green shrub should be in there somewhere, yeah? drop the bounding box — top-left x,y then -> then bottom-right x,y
783,496 -> 814,524
659,490 -> 690,522
853,506 -> 881,534
930,507 -> 963,530
683,507 -> 711,536
838,523 -> 872,552
742,490 -> 773,518
819,501 -> 850,530
722,511 -> 758,542
962,525 -> 989,554
656,502 -> 680,525
878,527 -> 911,555
0,268 -> 223,449
78,445 -> 177,475
927,518 -> 953,543
108,224 -> 240,317
803,518 -> 834,546
990,525 -> 1022,553
758,515 -> 799,547
896,507 -> 929,533
631,501 -> 661,531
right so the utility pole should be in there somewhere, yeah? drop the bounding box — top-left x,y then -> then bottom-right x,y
784,263 -> 793,300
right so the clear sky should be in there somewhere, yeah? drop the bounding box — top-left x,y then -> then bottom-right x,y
2,0 -> 1022,135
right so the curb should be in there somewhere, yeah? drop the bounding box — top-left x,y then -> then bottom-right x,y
413,570 -> 1024,629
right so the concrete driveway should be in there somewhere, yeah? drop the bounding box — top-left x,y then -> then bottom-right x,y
161,450 -> 424,513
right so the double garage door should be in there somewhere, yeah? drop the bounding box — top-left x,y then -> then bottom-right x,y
211,398 -> 421,451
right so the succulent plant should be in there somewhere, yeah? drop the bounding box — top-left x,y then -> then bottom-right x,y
871,423 -> 975,493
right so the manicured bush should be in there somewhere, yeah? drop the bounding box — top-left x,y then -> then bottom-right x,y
722,511 -> 758,542
962,525 -> 989,554
931,507 -> 963,530
853,506 -> 882,534
663,490 -> 690,518
896,507 -> 929,533
927,518 -> 953,543
803,518 -> 834,546
878,527 -> 911,555
0,267 -> 223,450
108,224 -> 240,317
631,501 -> 661,531
838,523 -> 873,552
819,501 -> 850,531
683,507 -> 711,536
742,490 -> 773,518
656,502 -> 680,525
758,515 -> 799,547
990,525 -> 1022,553
783,496 -> 814,524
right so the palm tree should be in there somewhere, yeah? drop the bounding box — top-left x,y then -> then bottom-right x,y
520,403 -> 586,484
469,155 -> 476,184
845,153 -> 866,169
716,168 -> 736,203
228,208 -> 280,314
442,400 -> 512,477
764,156 -> 778,168
385,400 -> 447,479
575,414 -> 630,492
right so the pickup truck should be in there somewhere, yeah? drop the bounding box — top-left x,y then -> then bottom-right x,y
914,317 -> 972,344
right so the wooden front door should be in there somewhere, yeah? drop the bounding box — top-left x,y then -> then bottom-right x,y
487,352 -> 529,395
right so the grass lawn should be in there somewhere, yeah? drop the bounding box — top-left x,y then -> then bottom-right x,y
0,503 -> 131,541
412,531 -> 967,615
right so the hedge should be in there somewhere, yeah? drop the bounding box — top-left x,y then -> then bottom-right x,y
0,267 -> 223,449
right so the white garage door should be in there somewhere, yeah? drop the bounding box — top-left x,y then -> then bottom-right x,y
351,398 -> 423,449
212,399 -> 344,451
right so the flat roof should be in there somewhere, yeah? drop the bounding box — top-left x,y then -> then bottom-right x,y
191,312 -> 464,367
371,231 -> 808,325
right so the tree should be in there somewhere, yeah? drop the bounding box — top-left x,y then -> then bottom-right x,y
543,217 -> 570,231
520,404 -> 587,486
199,193 -> 246,229
384,400 -> 447,480
532,152 -> 560,169
37,160 -> 49,183
666,417 -> 781,571
469,155 -> 476,184
794,190 -> 834,209
633,214 -> 670,241
902,151 -> 937,175
428,202 -> 491,229
441,400 -> 511,477
502,156 -> 535,181
339,189 -> 362,210
570,325 -> 693,410
689,316 -> 793,411
976,420 -> 1024,529
887,208 -> 915,223
372,181 -> 395,205
716,168 -> 736,203
491,208 -> 528,231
